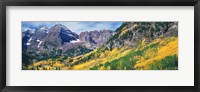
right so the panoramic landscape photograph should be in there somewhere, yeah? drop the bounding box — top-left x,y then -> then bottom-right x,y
22,21 -> 178,70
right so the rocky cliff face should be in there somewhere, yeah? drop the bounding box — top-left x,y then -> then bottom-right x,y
79,30 -> 115,49
105,22 -> 178,50
22,30 -> 34,49
26,26 -> 49,50
41,24 -> 79,51
22,24 -> 80,53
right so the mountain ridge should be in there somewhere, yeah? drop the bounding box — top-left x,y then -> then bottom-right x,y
22,24 -> 115,64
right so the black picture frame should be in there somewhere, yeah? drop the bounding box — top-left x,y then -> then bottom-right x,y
0,0 -> 199,92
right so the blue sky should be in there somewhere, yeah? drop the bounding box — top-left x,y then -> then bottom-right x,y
22,22 -> 122,34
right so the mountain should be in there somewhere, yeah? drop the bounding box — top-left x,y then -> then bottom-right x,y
26,26 -> 49,50
105,22 -> 178,50
41,24 -> 79,51
22,30 -> 34,49
79,30 -> 115,49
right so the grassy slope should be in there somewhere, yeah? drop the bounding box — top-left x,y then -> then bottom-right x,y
26,36 -> 178,70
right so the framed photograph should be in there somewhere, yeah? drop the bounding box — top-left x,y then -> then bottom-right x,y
0,0 -> 199,92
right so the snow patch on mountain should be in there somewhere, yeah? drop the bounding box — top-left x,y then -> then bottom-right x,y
70,39 -> 80,43
37,41 -> 43,48
37,39 -> 40,42
39,26 -> 48,30
26,42 -> 31,45
28,37 -> 32,42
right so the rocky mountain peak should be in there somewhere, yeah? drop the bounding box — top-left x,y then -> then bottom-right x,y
41,24 -> 79,51
52,24 -> 70,31
38,25 -> 48,30
79,30 -> 115,49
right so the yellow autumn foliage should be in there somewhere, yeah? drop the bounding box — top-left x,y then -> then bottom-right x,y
73,60 -> 98,70
134,37 -> 178,70
72,45 -> 132,70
